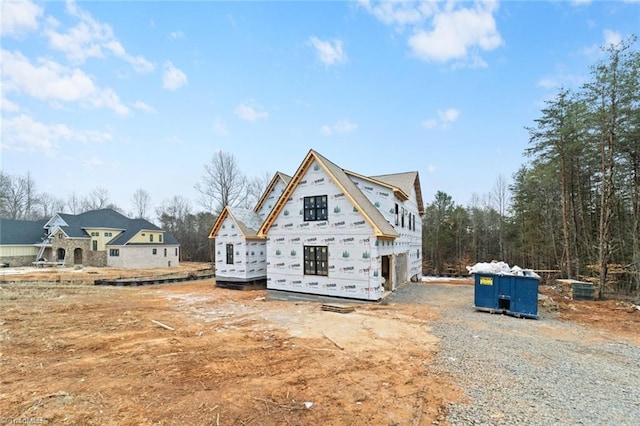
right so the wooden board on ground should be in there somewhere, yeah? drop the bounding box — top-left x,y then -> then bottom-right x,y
321,303 -> 355,314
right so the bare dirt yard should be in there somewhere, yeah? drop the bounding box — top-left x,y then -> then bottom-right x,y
1,264 -> 637,425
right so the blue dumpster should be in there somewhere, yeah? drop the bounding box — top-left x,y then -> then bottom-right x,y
474,273 -> 540,319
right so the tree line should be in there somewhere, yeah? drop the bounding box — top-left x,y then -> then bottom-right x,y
423,36 -> 640,298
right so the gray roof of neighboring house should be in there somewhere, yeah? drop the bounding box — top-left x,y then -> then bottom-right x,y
56,226 -> 90,238
0,219 -> 47,245
109,218 -> 179,246
57,209 -> 131,229
1,209 -> 179,247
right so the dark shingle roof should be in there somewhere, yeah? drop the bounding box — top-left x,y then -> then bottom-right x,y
108,218 -> 178,246
1,209 -> 180,247
0,219 -> 47,245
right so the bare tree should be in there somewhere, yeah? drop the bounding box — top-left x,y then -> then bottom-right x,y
67,192 -> 82,214
82,187 -> 111,211
242,171 -> 272,209
490,174 -> 510,260
39,193 -> 67,218
131,188 -> 152,219
0,172 -> 38,219
195,151 -> 247,213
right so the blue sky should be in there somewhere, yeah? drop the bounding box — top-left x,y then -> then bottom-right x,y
2,0 -> 639,216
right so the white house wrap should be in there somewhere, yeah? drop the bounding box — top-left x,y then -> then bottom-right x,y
209,150 -> 424,300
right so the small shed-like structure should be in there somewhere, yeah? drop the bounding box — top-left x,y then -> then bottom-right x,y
209,206 -> 267,289
208,172 -> 291,289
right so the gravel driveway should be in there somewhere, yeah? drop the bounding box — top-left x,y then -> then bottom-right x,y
388,283 -> 640,425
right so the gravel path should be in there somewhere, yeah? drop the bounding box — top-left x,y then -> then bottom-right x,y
388,283 -> 640,425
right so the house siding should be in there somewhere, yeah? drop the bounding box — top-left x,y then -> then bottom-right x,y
351,175 -> 423,282
214,216 -> 266,281
0,246 -> 39,266
256,179 -> 288,220
266,160 -> 383,300
107,245 -> 179,268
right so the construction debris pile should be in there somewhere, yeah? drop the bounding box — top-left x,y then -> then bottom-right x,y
466,261 -> 540,278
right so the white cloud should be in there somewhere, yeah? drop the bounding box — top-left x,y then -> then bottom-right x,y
361,0 -> 502,68
43,0 -> 154,73
536,66 -> 585,90
422,108 -> 460,130
309,36 -> 347,66
427,165 -> 436,173
1,0 -> 43,36
580,29 -> 625,61
235,101 -> 268,121
1,113 -> 112,155
603,29 -> 623,47
83,156 -> 105,168
132,100 -> 156,113
1,97 -> 21,112
408,2 -> 502,65
421,118 -> 437,129
168,30 -> 184,40
439,108 -> 460,123
1,49 -> 129,115
357,0 -> 435,29
571,0 -> 592,6
213,117 -> 228,136
89,87 -> 128,115
321,119 -> 359,136
162,61 -> 188,90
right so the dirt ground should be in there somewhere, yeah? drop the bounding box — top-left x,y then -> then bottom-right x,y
0,264 -> 460,425
1,264 -> 637,425
539,286 -> 640,344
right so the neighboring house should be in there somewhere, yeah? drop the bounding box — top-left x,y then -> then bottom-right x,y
0,209 -> 180,268
210,149 -> 424,301
208,172 -> 291,288
0,219 -> 48,266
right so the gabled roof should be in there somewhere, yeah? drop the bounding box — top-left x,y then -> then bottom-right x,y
370,171 -> 425,215
0,219 -> 47,245
253,172 -> 292,214
109,219 -> 179,246
257,149 -> 399,239
1,210 -> 179,247
49,224 -> 89,239
59,209 -> 131,229
208,206 -> 264,240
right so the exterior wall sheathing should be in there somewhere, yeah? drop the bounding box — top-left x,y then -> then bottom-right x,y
266,160 -> 422,301
214,216 -> 266,281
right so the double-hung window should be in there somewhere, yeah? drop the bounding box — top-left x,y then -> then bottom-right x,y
303,195 -> 328,221
304,246 -> 328,276
226,244 -> 234,265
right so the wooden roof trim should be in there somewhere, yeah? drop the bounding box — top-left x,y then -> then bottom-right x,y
258,152 -> 315,237
414,175 -> 425,216
207,206 -> 231,239
253,172 -> 287,214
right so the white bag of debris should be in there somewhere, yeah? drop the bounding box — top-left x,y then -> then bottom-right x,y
466,261 -> 539,278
